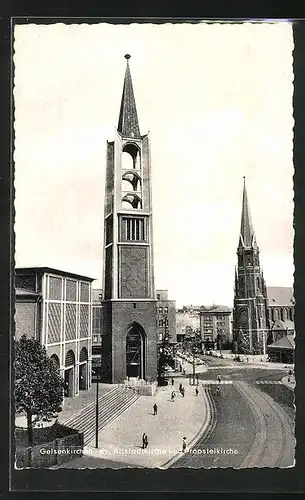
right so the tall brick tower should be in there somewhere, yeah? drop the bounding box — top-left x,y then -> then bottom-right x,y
233,178 -> 268,354
101,55 -> 157,384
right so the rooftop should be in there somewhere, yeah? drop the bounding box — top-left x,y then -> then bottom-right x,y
270,319 -> 295,331
15,267 -> 95,282
200,305 -> 232,314
268,334 -> 295,350
267,286 -> 295,306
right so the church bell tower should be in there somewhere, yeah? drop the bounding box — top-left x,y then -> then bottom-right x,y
101,55 -> 157,384
233,178 -> 268,354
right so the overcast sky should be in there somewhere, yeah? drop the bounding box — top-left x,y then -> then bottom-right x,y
14,22 -> 294,307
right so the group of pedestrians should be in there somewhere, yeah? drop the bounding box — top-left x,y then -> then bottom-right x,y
142,432 -> 187,453
141,372 -> 195,452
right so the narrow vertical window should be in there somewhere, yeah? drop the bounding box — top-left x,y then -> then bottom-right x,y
136,219 -> 140,240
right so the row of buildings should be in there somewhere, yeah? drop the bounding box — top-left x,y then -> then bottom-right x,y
15,261 -> 294,400
176,287 -> 294,348
15,267 -> 177,398
15,54 -> 294,401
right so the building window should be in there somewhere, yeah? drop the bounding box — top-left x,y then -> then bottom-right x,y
49,276 -> 62,300
157,294 -> 160,300
164,307 -> 168,314
80,282 -> 90,302
121,217 -> 146,242
159,307 -> 163,314
159,319 -> 163,327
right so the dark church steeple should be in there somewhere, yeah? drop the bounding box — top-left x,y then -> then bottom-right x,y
233,178 -> 268,355
117,54 -> 141,139
239,177 -> 257,249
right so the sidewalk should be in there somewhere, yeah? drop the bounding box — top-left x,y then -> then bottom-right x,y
84,375 -> 211,468
206,360 -> 294,371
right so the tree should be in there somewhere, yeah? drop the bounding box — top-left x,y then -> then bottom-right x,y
235,329 -> 251,354
15,335 -> 65,454
252,335 -> 264,355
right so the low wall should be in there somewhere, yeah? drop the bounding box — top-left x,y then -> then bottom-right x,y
137,382 -> 157,396
15,424 -> 83,469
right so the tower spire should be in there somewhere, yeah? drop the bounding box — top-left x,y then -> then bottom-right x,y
117,54 -> 141,139
239,176 -> 256,248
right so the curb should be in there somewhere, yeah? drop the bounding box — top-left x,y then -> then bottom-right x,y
160,383 -> 216,469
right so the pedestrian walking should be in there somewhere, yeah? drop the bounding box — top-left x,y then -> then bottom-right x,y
195,387 -> 199,396
171,391 -> 176,402
216,387 -> 220,396
179,382 -> 182,393
217,375 -> 221,384
183,368 -> 186,375
182,437 -> 187,453
181,387 -> 185,398
142,433 -> 147,449
153,403 -> 158,415
171,377 -> 174,386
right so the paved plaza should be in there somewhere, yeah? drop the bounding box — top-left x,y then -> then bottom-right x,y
83,373 -> 210,468
52,356 -> 294,470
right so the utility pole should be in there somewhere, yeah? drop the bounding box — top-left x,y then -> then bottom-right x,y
95,366 -> 99,449
192,351 -> 196,385
263,330 -> 266,357
192,339 -> 197,385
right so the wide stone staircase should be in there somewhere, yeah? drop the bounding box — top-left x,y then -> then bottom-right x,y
62,386 -> 140,445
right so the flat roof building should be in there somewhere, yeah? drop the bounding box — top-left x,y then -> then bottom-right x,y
156,289 -> 176,345
15,267 -> 94,398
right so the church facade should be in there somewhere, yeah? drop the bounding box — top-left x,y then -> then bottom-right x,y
232,178 -> 269,354
101,55 -> 158,384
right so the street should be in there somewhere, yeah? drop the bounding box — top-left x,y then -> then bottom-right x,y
54,354 -> 295,469
171,355 -> 295,468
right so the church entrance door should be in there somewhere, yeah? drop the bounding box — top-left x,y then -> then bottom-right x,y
126,325 -> 145,379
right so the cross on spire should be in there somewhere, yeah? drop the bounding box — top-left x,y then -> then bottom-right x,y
117,54 -> 141,139
239,177 -> 257,248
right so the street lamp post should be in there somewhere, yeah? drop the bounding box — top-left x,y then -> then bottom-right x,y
190,337 -> 198,386
93,365 -> 100,449
192,350 -> 196,385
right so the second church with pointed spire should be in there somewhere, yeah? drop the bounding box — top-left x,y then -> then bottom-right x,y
101,55 -> 157,384
233,178 -> 268,354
